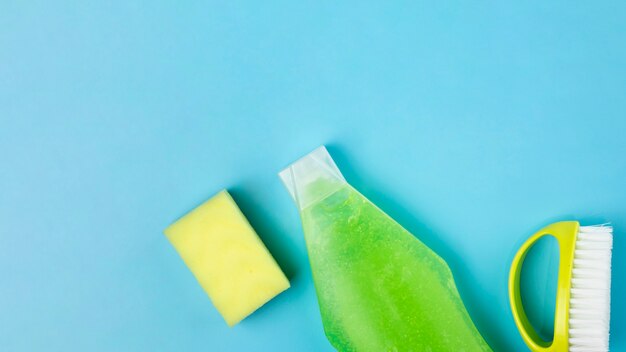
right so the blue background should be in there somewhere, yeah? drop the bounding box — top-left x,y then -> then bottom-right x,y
1,1 -> 625,351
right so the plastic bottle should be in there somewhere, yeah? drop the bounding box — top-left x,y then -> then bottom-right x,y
279,146 -> 491,352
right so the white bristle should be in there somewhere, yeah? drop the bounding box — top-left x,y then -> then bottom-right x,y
569,225 -> 613,352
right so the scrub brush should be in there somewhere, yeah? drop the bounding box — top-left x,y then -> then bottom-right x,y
509,221 -> 613,351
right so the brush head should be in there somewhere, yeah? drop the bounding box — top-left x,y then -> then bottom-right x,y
569,225 -> 613,352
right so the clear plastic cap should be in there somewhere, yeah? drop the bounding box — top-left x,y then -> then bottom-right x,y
279,146 -> 346,211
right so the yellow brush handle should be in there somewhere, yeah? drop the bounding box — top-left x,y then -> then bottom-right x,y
508,221 -> 579,352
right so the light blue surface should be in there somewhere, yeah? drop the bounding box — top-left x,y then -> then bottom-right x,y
1,1 -> 625,351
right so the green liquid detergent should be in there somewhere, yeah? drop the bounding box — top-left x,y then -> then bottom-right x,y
279,147 -> 491,352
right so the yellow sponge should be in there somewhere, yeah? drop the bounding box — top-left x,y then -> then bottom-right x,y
164,190 -> 290,326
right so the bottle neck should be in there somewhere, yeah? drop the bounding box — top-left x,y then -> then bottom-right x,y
279,146 -> 346,211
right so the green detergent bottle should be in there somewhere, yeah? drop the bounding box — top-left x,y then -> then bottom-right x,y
279,146 -> 491,352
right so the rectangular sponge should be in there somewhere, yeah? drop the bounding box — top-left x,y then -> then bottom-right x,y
165,190 -> 290,326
